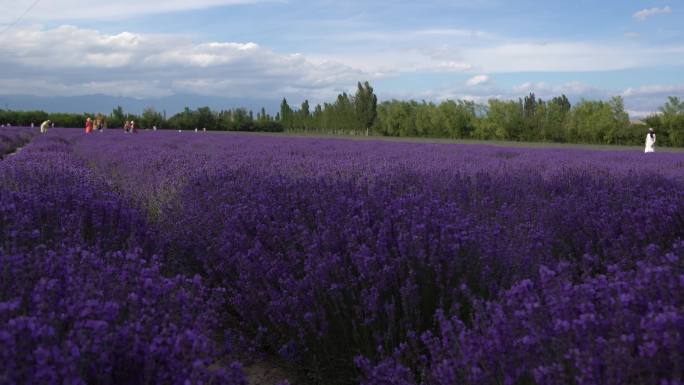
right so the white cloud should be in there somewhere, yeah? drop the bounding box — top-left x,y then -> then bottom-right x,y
512,81 -> 600,96
622,84 -> 684,97
307,48 -> 472,76
620,85 -> 684,116
465,42 -> 640,72
463,41 -> 684,72
0,25 -> 367,100
0,22 -> 682,114
0,0 -> 273,23
319,39 -> 684,76
466,75 -> 490,86
434,61 -> 473,72
633,6 -> 672,21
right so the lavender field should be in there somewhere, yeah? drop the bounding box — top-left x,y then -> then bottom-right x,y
2,127 -> 684,385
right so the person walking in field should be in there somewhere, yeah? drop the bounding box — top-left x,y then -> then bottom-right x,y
131,120 -> 138,133
645,127 -> 656,153
85,117 -> 93,134
123,120 -> 130,133
40,120 -> 51,133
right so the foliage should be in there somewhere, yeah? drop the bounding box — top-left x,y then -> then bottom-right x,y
354,81 -> 378,135
645,96 -> 684,147
167,106 -> 283,132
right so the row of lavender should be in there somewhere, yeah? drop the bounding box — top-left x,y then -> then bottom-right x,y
0,126 -> 35,158
0,129 -> 247,385
71,131 -> 684,384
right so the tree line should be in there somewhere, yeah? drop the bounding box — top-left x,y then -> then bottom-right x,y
280,83 -> 683,147
0,105 -> 284,133
1,81 -> 683,146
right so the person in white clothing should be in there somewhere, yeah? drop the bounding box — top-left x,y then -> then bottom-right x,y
644,127 -> 656,153
40,120 -> 51,134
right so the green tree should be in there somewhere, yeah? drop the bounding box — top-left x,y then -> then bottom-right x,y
565,98 -> 630,144
299,100 -> 310,130
354,81 -> 378,136
660,96 -> 684,115
437,100 -> 476,139
312,104 -> 323,131
259,107 -> 268,122
659,96 -> 684,146
141,107 -> 164,129
605,96 -> 630,144
109,105 -> 126,128
479,99 -> 523,140
280,98 -> 293,130
544,95 -> 571,142
197,107 -> 216,130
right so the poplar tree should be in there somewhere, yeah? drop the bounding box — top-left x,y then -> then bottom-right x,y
354,81 -> 378,135
280,98 -> 293,130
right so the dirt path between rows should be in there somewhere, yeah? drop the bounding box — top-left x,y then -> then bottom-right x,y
1,144 -> 26,160
244,360 -> 292,385
6,145 -> 25,158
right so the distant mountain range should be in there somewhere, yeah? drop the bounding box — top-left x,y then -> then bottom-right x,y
0,94 -> 282,116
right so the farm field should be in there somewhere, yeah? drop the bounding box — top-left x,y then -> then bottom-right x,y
276,130 -> 684,153
2,127 -> 684,385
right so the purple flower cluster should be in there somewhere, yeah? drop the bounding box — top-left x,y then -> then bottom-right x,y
1,130 -> 246,385
0,126 -> 35,158
2,128 -> 684,384
360,243 -> 684,385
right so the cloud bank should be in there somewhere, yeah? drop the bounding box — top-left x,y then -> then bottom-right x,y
0,23 -> 681,116
0,25 -> 365,102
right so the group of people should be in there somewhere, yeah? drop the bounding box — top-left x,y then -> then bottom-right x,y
123,120 -> 138,133
82,116 -> 144,134
84,116 -> 106,134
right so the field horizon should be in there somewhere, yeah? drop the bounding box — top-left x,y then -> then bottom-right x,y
10,124 -> 684,153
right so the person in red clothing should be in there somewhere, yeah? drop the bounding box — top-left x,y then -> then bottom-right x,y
85,117 -> 93,134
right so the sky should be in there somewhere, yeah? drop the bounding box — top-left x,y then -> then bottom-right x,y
0,0 -> 682,116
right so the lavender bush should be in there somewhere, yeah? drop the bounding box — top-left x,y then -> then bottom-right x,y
1,129 -> 246,385
70,131 -> 684,383
2,128 -> 683,384
359,243 -> 684,385
0,126 -> 35,158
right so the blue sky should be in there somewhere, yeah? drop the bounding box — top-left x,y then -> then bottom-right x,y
0,0 -> 682,116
